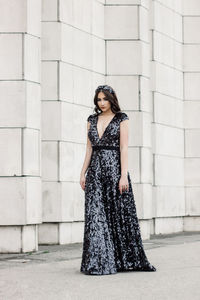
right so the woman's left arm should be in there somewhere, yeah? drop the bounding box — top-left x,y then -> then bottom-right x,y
119,119 -> 129,194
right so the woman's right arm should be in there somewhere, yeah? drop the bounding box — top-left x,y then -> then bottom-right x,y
80,121 -> 93,190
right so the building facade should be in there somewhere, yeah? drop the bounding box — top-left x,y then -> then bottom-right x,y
0,0 -> 200,253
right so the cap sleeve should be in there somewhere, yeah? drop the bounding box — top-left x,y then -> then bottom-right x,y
120,112 -> 129,122
87,114 -> 93,124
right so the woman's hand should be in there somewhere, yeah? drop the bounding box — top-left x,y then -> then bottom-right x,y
119,174 -> 129,195
80,173 -> 86,191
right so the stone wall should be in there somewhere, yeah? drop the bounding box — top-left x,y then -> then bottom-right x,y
0,0 -> 199,253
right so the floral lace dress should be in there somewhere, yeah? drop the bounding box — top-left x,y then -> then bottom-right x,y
80,111 -> 156,275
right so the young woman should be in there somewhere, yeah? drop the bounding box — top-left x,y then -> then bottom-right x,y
80,85 -> 156,275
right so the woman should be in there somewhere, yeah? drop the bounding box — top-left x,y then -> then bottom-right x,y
80,85 -> 156,275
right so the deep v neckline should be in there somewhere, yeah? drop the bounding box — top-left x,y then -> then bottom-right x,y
96,113 -> 117,141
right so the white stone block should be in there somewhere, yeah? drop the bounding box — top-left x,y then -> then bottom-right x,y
73,0 -> 92,33
41,61 -> 58,100
185,158 -> 200,186
0,0 -> 26,32
27,0 -> 41,37
26,177 -> 42,224
73,182 -> 85,221
38,223 -> 59,244
59,142 -> 75,181
139,219 -> 151,240
155,155 -> 184,186
154,93 -> 183,128
24,34 -> 41,82
140,76 -> 152,113
0,177 -> 41,225
60,62 -> 74,103
26,82 -> 41,129
42,0 -> 58,21
184,45 -> 200,72
184,17 -> 200,43
74,143 -> 88,181
23,129 -> 40,176
133,184 -> 153,220
183,0 -> 200,16
106,76 -> 139,110
105,5 -> 138,39
0,81 -> 40,129
61,182 -> 75,221
152,123 -> 184,157
128,147 -> 140,183
106,0 -> 140,4
92,36 -> 105,74
141,147 -> 153,183
71,221 -> 84,243
0,34 -> 23,79
42,182 -> 62,222
92,0 -> 104,38
61,102 -> 74,142
158,0 -> 182,14
0,129 -> 21,176
42,142 -> 59,181
59,222 -> 72,244
0,226 -> 21,253
42,22 -> 61,60
153,186 -> 185,217
42,101 -> 61,140
183,216 -> 200,231
184,101 -> 200,129
128,112 -> 151,147
155,217 -> 183,234
141,41 -> 150,77
185,130 -> 200,157
73,66 -> 93,106
151,61 -> 183,99
152,1 -> 182,42
185,187 -> 200,216
61,23 -> 74,64
184,73 -> 200,100
22,225 -> 38,252
139,5 -> 149,42
0,178 -> 25,225
106,41 -> 142,75
72,27 -> 92,69
59,0 -> 73,24
153,31 -> 182,71
0,81 -> 26,127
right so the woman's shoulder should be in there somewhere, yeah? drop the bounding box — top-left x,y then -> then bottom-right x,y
116,111 -> 129,122
87,113 -> 98,123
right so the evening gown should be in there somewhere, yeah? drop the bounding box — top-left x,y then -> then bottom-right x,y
80,111 -> 156,275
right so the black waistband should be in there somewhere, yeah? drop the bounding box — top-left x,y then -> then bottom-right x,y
92,145 -> 120,151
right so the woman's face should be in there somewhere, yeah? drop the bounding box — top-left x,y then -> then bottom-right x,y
97,91 -> 111,112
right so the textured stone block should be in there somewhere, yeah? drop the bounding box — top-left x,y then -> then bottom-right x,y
185,187 -> 200,216
105,5 -> 138,39
42,142 -> 59,181
185,158 -> 200,186
152,123 -> 184,157
0,129 -> 21,176
155,155 -> 184,186
107,41 -> 142,75
153,186 -> 185,217
155,217 -> 183,234
0,34 -> 23,80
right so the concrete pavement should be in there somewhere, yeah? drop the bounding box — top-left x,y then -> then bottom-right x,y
0,232 -> 200,300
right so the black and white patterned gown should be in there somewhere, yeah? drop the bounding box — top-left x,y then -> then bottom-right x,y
80,111 -> 156,275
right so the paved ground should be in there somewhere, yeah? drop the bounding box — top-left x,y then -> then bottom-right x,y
0,231 -> 200,300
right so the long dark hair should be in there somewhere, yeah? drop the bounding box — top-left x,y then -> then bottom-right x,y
93,85 -> 121,115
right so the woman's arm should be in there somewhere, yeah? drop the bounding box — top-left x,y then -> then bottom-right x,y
119,119 -> 129,194
120,119 -> 129,176
80,121 -> 93,177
